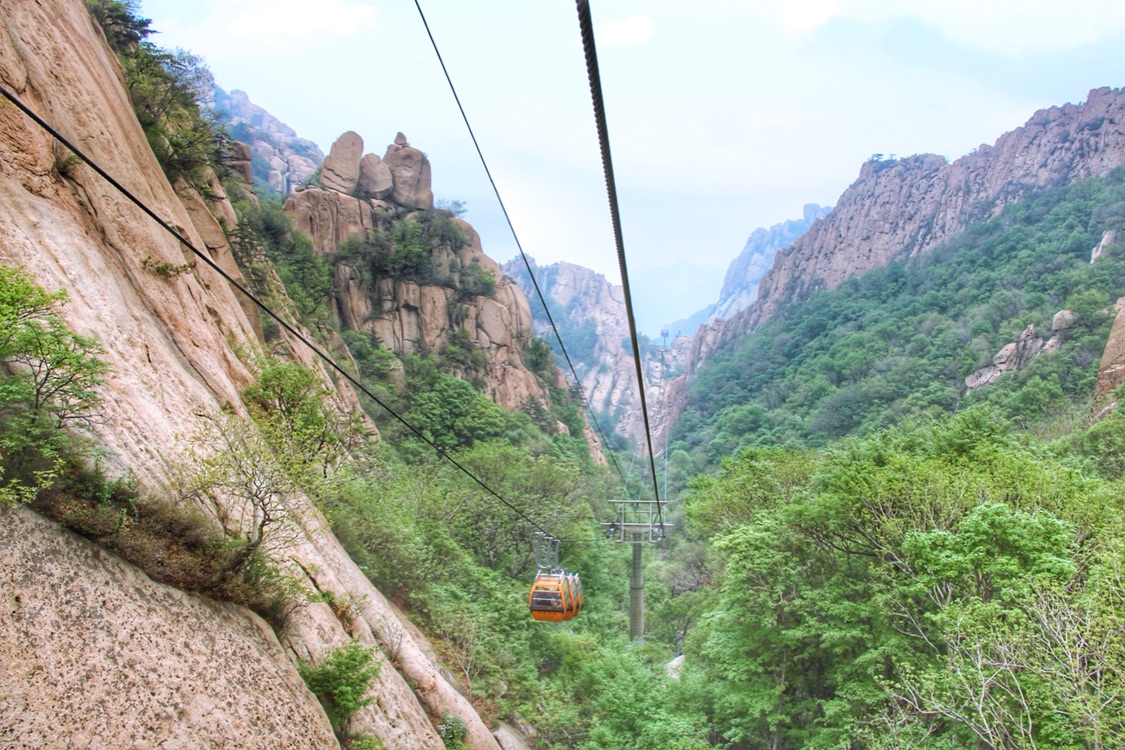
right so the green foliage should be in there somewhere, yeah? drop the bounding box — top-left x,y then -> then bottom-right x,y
338,211 -> 467,286
242,359 -> 367,482
85,0 -> 152,53
141,256 -> 196,279
227,197 -> 334,325
32,455 -> 300,627
679,174 -> 1125,466
298,641 -> 380,736
341,329 -> 398,382
456,258 -> 496,300
88,1 -> 227,190
0,266 -> 109,505
675,409 -> 1125,748
435,198 -> 468,218
403,367 -> 508,452
437,714 -> 467,749
523,337 -> 554,380
439,328 -> 487,386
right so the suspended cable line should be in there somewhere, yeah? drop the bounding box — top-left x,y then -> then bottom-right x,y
0,81 -> 587,543
574,0 -> 665,531
411,0 -> 628,487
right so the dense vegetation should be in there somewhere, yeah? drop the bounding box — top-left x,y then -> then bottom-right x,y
657,409 -> 1125,748
676,170 -> 1125,468
16,5 -> 1122,748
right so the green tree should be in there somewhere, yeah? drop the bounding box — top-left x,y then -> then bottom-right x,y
0,266 -> 109,505
298,641 -> 380,738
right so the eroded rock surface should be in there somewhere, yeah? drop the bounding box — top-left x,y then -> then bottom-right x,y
0,508 -> 340,749
0,2 -> 502,747
320,130 -> 364,194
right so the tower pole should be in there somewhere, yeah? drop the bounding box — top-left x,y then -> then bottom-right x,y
629,537 -> 644,641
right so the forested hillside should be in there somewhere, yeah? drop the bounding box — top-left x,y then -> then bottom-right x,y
3,1 -> 1125,749
674,171 -> 1125,467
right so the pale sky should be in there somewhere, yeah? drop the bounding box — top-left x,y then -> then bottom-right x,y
140,0 -> 1125,335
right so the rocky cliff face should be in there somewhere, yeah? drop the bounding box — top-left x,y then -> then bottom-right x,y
710,203 -> 831,324
661,88 -> 1125,439
725,87 -> 1125,342
286,132 -> 560,418
0,2 -> 500,748
503,258 -> 690,448
212,86 -> 323,194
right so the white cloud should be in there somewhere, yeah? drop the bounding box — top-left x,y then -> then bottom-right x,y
770,0 -> 1125,57
150,0 -> 378,62
775,0 -> 840,34
596,16 -> 655,47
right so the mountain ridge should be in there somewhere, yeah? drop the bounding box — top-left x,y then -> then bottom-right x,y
659,86 -> 1125,447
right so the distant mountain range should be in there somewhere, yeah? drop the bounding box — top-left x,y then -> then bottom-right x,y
662,203 -> 832,337
211,86 -> 323,195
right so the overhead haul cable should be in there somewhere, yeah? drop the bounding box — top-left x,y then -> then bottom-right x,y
412,0 -> 628,486
574,0 -> 665,530
0,81 -> 581,541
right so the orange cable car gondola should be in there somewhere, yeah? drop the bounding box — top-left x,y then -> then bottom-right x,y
529,534 -> 582,622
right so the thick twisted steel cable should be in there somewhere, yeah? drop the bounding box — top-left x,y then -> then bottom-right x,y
574,0 -> 665,530
412,0 -> 628,485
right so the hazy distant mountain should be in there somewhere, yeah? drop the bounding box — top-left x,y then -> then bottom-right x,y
211,87 -> 323,195
662,204 -> 831,336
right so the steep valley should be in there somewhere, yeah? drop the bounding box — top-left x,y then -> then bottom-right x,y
4,1 -> 1125,749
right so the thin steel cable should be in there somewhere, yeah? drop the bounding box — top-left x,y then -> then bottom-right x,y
574,0 -> 664,530
0,81 -> 573,539
411,0 -> 627,485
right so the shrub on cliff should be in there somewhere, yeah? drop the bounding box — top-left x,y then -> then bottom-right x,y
0,266 -> 109,505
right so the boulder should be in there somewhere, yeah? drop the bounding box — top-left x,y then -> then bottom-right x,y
357,153 -> 393,199
384,134 -> 433,209
320,131 -> 364,194
284,188 -> 373,257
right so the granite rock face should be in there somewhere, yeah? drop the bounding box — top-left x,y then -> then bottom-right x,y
662,87 -> 1125,433
358,152 -> 394,199
0,1 -> 503,747
709,203 -> 832,324
286,130 -> 594,451
727,87 -> 1125,341
964,313 -> 1074,391
320,129 -> 364,194
383,133 -> 434,210
0,508 -> 340,750
503,258 -> 690,450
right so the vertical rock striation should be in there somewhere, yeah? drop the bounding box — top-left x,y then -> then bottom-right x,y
0,1 -> 503,747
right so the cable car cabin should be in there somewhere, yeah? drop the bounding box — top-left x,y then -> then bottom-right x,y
529,573 -> 579,622
566,573 -> 583,619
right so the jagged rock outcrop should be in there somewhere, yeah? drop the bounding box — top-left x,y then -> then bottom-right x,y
1095,298 -> 1125,414
709,203 -> 831,324
358,151 -> 394,199
503,258 -> 690,448
227,139 -> 255,183
661,87 -> 1125,438
0,2 -> 500,747
286,186 -> 376,256
212,87 -> 323,194
965,312 -> 1074,390
1092,228 -> 1119,263
384,131 -> 434,209
320,129 -> 364,194
724,87 -> 1125,343
289,133 -> 580,428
